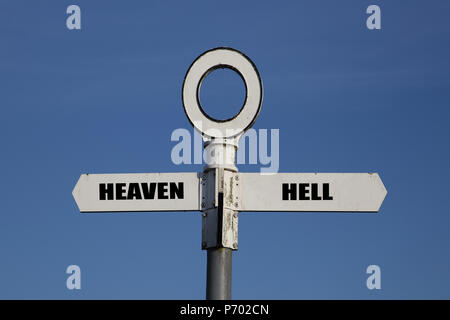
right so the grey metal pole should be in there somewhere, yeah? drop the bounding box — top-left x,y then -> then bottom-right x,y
206,248 -> 232,300
202,141 -> 239,300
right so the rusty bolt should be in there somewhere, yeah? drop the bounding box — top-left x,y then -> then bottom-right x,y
234,202 -> 239,208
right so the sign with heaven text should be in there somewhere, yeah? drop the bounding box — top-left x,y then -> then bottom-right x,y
72,173 -> 200,212
73,172 -> 386,213
71,47 -> 388,300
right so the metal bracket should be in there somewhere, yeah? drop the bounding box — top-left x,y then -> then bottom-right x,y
200,170 -> 216,210
201,169 -> 241,250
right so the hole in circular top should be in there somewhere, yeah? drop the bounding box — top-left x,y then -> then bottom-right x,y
198,67 -> 247,122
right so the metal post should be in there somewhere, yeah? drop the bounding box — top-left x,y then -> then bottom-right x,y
206,248 -> 232,300
202,139 -> 239,300
181,47 -> 262,300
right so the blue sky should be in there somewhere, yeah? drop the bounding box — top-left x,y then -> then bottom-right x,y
1,0 -> 450,299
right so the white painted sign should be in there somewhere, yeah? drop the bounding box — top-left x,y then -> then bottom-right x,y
72,173 -> 200,212
238,173 -> 387,212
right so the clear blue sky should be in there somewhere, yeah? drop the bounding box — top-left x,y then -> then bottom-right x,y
1,0 -> 450,299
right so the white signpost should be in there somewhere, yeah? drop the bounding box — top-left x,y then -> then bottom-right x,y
73,172 -> 387,213
73,173 -> 201,212
239,173 -> 386,212
72,47 -> 387,300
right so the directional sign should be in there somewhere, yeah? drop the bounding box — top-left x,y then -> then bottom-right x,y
72,173 -> 200,212
238,173 -> 387,212
71,47 -> 389,300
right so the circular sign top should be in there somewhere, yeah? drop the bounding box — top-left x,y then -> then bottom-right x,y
182,47 -> 263,139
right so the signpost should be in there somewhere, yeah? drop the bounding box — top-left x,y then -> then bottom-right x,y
72,47 -> 387,300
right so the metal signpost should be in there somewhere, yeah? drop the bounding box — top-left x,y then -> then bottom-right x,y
72,47 -> 387,300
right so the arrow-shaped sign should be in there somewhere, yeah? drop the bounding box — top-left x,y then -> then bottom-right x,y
73,172 -> 387,213
72,173 -> 201,212
238,173 -> 387,212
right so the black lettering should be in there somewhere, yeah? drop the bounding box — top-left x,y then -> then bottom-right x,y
158,182 -> 168,199
282,183 -> 297,200
127,183 -> 142,200
141,183 -> 157,199
116,183 -> 126,200
323,183 -> 333,200
99,183 -> 114,200
170,182 -> 184,199
311,183 -> 321,200
299,183 -> 310,200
